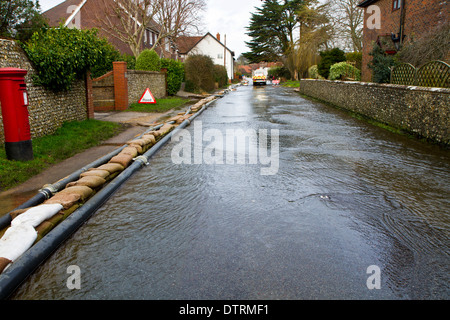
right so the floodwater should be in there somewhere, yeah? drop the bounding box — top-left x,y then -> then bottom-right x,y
10,84 -> 450,299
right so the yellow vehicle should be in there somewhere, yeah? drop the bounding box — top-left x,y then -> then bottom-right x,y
252,68 -> 267,86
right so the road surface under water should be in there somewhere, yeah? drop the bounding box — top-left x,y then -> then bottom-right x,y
11,85 -> 450,299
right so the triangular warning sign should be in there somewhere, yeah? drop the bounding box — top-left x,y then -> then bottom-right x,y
139,88 -> 156,104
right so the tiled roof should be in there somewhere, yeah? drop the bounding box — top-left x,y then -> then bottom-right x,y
175,36 -> 204,54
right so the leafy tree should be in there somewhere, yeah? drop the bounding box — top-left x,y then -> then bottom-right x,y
22,26 -> 117,91
317,47 -> 346,79
135,49 -> 161,71
0,0 -> 47,42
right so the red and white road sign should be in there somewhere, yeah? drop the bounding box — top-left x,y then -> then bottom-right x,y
139,88 -> 156,104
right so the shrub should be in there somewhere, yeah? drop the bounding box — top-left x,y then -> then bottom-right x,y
184,54 -> 215,93
318,48 -> 346,79
161,58 -> 184,95
368,42 -> 397,83
329,62 -> 361,81
213,64 -> 229,88
268,66 -> 291,80
346,52 -> 362,70
90,42 -> 121,78
22,26 -> 115,91
308,65 -> 319,79
135,49 -> 161,71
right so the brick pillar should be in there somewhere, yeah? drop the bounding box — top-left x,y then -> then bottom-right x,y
113,61 -> 128,111
85,71 -> 94,119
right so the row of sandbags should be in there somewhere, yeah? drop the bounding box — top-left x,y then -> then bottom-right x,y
0,100 -> 214,274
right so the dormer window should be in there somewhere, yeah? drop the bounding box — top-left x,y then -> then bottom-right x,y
392,0 -> 401,11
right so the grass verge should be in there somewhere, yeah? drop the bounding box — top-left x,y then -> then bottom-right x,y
0,119 -> 124,191
128,96 -> 192,113
282,80 -> 300,87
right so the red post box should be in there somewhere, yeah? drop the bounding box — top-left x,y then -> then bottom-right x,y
0,68 -> 33,161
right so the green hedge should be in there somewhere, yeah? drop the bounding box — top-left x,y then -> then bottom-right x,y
184,54 -> 215,93
329,62 -> 361,81
135,49 -> 161,71
161,58 -> 184,95
213,64 -> 228,88
22,26 -> 116,91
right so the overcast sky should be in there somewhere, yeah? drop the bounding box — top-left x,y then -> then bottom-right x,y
38,0 -> 264,57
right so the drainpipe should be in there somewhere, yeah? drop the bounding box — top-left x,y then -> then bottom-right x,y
399,0 -> 406,47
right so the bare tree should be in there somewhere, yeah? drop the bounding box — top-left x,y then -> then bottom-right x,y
90,0 -> 205,58
325,0 -> 363,52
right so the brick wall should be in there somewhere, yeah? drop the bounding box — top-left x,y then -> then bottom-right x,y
298,79 -> 450,145
92,64 -> 167,112
360,0 -> 449,82
0,39 -> 90,144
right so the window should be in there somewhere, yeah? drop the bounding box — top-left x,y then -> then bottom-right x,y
218,53 -> 223,59
392,0 -> 401,11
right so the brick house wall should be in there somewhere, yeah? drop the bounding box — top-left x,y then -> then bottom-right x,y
359,0 -> 449,82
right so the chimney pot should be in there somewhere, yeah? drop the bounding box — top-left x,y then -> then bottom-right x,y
216,33 -> 220,41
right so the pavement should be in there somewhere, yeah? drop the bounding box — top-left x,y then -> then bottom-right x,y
0,105 -> 191,216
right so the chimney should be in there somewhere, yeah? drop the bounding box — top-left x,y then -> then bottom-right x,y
216,33 -> 220,42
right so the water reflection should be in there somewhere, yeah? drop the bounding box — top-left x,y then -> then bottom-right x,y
11,85 -> 450,300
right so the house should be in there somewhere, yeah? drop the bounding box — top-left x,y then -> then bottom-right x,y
176,33 -> 235,81
357,0 -> 449,82
42,0 -> 176,58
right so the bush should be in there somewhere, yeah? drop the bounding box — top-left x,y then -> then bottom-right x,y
135,49 -> 161,71
268,66 -> 291,80
318,48 -> 346,79
329,62 -> 361,81
22,26 -> 115,91
368,42 -> 397,83
308,65 -> 319,79
161,58 -> 184,95
184,54 -> 215,93
213,64 -> 229,88
346,52 -> 362,70
90,42 -> 121,78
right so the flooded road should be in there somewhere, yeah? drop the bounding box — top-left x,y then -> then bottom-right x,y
11,85 -> 450,299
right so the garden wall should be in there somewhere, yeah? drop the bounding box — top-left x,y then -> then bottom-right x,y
0,39 -> 93,144
298,79 -> 450,145
92,62 -> 167,112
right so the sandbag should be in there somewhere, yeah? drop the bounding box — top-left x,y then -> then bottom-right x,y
8,208 -> 29,220
0,224 -> 37,262
128,144 -> 143,154
141,134 -> 156,145
0,257 -> 11,273
96,163 -> 125,174
109,153 -> 134,168
44,193 -> 81,210
158,123 -> 174,135
147,131 -> 161,138
58,186 -> 94,201
66,175 -> 106,189
120,146 -> 139,157
127,138 -> 147,147
35,221 -> 55,243
11,204 -> 63,228
80,169 -> 110,179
